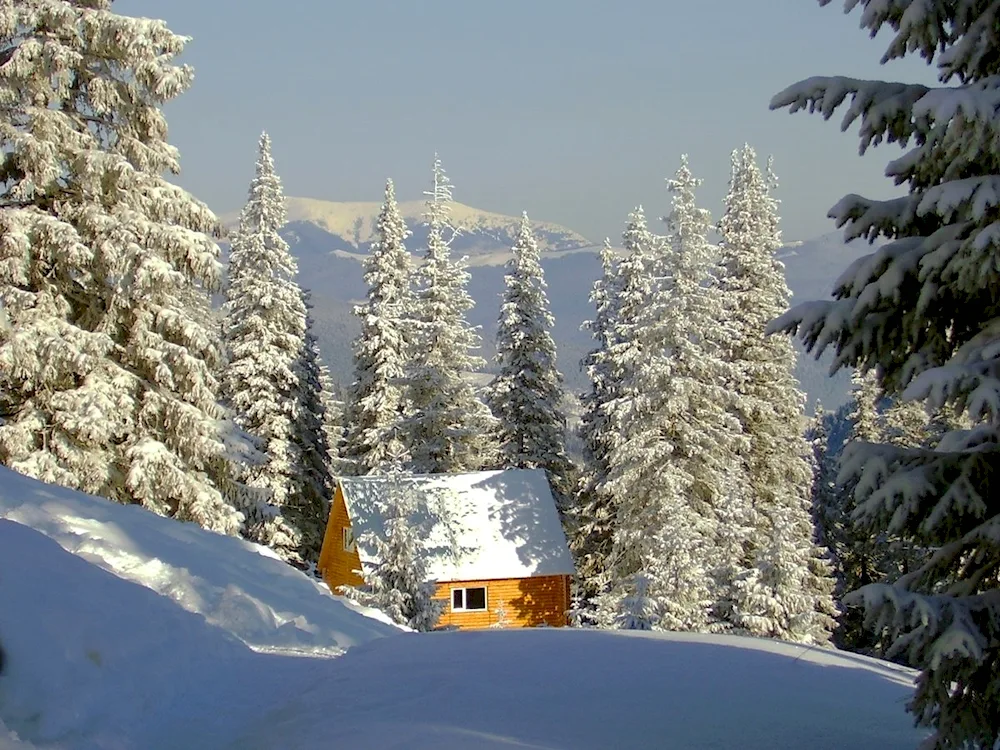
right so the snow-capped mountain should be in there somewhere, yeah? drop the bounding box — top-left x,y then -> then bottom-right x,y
222,197 -> 872,412
222,196 -> 598,261
779,230 -> 884,306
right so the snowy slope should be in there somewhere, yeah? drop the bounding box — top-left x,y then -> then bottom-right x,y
0,520 -> 285,749
779,231 -> 884,308
0,468 -> 926,749
0,466 -> 400,656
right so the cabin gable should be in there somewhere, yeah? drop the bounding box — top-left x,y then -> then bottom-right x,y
317,485 -> 363,594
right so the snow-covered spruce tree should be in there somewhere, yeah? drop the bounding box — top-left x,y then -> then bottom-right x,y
771,3 -> 1000,743
602,209 -> 656,428
849,368 -> 882,444
612,571 -> 660,631
837,370 -> 890,596
836,369 -> 922,659
596,186 -> 735,633
339,470 -> 444,631
807,405 -> 843,576
0,1 -> 241,533
715,145 -> 836,645
221,132 -> 308,561
400,156 -> 497,474
569,238 -> 624,622
292,289 -> 337,563
582,212 -> 657,625
343,179 -> 412,475
485,212 -> 572,503
882,392 -> 929,449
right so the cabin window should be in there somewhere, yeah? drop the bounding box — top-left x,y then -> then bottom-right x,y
342,526 -> 355,552
451,586 -> 487,612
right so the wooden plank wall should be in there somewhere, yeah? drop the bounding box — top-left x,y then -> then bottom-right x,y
432,575 -> 570,629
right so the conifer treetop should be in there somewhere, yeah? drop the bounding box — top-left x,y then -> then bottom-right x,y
222,132 -> 311,558
487,209 -> 568,482
423,153 -> 456,237
343,175 -> 413,475
229,131 -> 297,282
402,155 -> 495,474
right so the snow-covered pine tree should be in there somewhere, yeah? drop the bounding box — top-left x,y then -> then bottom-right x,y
400,156 -> 497,474
343,179 -> 412,475
485,212 -> 573,504
602,209 -> 655,425
319,373 -> 351,477
597,185 -> 733,633
0,1 -> 241,533
771,4 -> 1000,743
716,145 -> 836,645
221,132 -> 309,561
708,473 -> 757,634
849,369 -> 882,444
839,371 -> 887,593
569,238 -> 624,622
339,470 -> 444,631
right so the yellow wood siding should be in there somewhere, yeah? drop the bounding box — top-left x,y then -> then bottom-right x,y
432,575 -> 570,629
317,482 -> 572,630
317,486 -> 364,593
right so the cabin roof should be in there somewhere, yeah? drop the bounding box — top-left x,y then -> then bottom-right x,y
337,468 -> 576,581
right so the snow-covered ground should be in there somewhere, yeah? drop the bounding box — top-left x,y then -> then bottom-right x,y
0,468 -> 927,749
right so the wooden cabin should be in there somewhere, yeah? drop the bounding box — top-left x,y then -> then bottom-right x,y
317,468 -> 576,629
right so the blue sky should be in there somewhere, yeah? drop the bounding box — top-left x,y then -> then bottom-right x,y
118,0 -> 937,243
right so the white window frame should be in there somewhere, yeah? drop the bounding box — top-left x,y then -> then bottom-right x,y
450,586 -> 488,612
342,526 -> 355,552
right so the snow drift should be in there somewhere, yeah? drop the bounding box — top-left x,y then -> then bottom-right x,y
0,466 -> 400,655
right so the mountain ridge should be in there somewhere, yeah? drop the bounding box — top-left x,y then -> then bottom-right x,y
221,196 -> 593,254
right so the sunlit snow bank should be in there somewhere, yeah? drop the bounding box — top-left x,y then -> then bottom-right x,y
0,467 -> 927,749
0,466 -> 399,656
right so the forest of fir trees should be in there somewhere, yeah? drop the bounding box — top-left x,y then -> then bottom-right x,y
0,16 -> 840,643
11,6 -> 1000,747
0,0 -> 843,641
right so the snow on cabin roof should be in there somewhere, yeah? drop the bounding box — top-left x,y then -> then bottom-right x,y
338,468 -> 576,582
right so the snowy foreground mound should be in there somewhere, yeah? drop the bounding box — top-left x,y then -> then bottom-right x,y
0,468 -> 926,749
0,467 -> 400,655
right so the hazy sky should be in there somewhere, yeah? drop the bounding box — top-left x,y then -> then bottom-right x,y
117,0 -> 938,243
